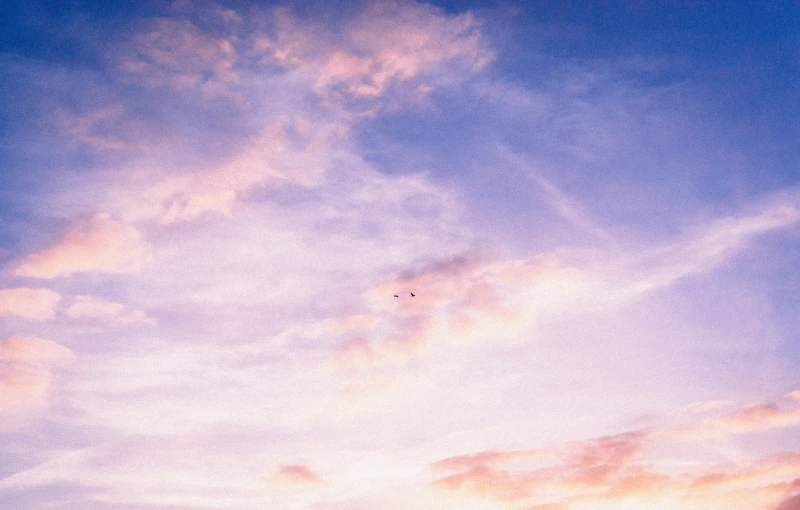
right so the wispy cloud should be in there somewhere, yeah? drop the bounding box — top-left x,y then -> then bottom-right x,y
1,1 -> 798,509
673,390 -> 800,440
13,213 -> 147,279
118,17 -> 240,100
0,337 -> 74,414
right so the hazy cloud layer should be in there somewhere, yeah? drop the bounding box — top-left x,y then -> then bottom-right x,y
0,1 -> 798,509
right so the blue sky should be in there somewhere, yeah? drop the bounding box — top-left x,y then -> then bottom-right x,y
1,1 -> 799,509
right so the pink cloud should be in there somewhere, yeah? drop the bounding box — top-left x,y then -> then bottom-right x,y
673,392 -> 800,439
14,213 -> 146,279
777,493 -> 800,510
0,337 -> 74,413
278,464 -> 323,485
430,448 -> 553,472
785,390 -> 800,403
429,394 -> 800,508
329,253 -> 565,370
314,2 -> 492,108
430,429 -> 656,503
0,287 -> 61,321
118,18 -> 240,100
117,2 -> 493,112
0,336 -> 74,365
123,117 -> 336,224
248,2 -> 492,114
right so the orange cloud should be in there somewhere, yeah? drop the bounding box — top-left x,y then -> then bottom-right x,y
431,429 -> 656,503
14,213 -> 146,279
0,287 -> 61,321
0,336 -> 74,413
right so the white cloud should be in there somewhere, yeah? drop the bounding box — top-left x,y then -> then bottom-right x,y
66,295 -> 156,327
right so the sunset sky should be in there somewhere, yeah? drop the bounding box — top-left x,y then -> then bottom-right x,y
1,1 -> 800,509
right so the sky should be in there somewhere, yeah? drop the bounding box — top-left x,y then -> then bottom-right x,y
1,1 -> 799,509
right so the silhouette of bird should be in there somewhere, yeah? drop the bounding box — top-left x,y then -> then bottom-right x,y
410,292 -> 415,297
393,295 -> 399,298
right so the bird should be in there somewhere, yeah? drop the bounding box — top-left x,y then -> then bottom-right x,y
393,295 -> 399,298
410,292 -> 415,297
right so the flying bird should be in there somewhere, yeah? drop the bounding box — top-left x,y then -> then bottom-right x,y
393,295 -> 399,298
410,292 -> 415,297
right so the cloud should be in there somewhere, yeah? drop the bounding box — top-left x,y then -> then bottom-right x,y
244,1 -> 493,116
673,392 -> 800,439
66,295 -> 156,327
431,429 -> 657,503
118,18 -> 240,100
324,196 -> 800,373
0,337 -> 75,414
13,213 -> 146,279
429,393 -> 800,509
330,253 -> 564,370
0,287 -> 61,321
115,1 -> 491,115
118,116 -> 338,224
2,3 -> 799,510
430,449 -> 553,473
56,104 -> 172,153
624,199 -> 800,296
683,399 -> 735,414
310,2 -> 492,113
777,493 -> 800,510
277,464 -> 324,485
